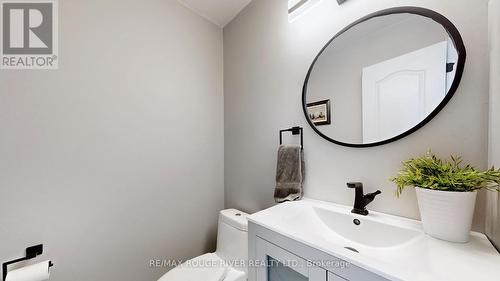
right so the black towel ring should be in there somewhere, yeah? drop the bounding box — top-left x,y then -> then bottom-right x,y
279,127 -> 303,149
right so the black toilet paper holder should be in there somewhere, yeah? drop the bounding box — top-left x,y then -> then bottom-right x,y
2,244 -> 53,281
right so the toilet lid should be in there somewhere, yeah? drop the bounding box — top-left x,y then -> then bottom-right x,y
158,253 -> 228,281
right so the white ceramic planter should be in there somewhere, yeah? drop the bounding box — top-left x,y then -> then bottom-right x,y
415,187 -> 477,243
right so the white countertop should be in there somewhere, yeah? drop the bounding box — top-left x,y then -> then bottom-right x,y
247,198 -> 500,281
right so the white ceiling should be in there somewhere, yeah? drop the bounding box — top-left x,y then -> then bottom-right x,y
177,0 -> 252,28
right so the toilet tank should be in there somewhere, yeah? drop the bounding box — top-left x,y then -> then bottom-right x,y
216,209 -> 248,271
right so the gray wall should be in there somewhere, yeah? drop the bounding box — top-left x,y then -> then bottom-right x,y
486,0 -> 500,250
0,1 -> 223,280
224,0 -> 490,231
308,15 -> 448,143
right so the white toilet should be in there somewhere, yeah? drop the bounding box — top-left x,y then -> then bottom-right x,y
158,209 -> 249,281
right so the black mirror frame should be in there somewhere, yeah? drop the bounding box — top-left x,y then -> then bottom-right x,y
302,6 -> 466,148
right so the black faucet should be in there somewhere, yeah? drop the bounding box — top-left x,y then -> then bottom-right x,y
347,182 -> 381,216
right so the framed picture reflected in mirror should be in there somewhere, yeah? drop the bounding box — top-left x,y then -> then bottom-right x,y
307,99 -> 331,126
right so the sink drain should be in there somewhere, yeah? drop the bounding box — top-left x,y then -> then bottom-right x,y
344,246 -> 359,253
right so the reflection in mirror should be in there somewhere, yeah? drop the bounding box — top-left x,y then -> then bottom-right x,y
304,10 -> 465,147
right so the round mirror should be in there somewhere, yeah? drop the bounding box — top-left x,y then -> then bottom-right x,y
303,7 -> 466,147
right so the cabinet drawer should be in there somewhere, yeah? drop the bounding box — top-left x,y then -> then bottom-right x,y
256,237 -> 327,281
328,272 -> 348,281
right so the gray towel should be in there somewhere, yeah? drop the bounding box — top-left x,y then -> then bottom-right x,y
274,145 -> 305,203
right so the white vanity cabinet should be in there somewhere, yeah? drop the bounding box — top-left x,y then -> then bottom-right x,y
249,221 -> 389,281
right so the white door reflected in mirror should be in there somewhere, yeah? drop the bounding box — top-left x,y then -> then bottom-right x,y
361,41 -> 448,143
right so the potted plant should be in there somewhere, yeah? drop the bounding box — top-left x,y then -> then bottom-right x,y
391,152 -> 500,243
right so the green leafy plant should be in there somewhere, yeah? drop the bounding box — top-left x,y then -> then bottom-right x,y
391,151 -> 500,197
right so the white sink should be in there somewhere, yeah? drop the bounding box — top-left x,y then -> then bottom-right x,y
249,198 -> 425,253
247,198 -> 500,281
312,206 -> 422,248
